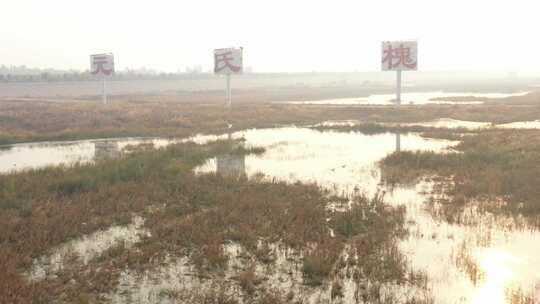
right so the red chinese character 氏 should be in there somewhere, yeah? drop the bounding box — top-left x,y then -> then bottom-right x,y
382,44 -> 417,70
214,51 -> 241,73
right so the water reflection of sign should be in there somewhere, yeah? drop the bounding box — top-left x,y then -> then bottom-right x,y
381,41 -> 417,71
217,153 -> 246,177
90,53 -> 115,77
94,141 -> 120,161
395,132 -> 401,152
214,48 -> 243,75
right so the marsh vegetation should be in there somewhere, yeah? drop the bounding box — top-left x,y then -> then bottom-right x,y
1,90 -> 540,145
0,137 -> 427,303
381,129 -> 540,226
2,91 -> 540,303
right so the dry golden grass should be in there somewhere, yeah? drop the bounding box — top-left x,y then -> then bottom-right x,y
1,90 -> 540,144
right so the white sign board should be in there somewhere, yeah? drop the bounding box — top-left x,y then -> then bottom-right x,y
214,48 -> 243,75
90,53 -> 115,77
381,41 -> 418,71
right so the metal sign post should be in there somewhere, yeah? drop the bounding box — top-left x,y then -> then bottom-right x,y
226,73 -> 232,108
214,47 -> 243,109
396,70 -> 402,105
381,41 -> 418,105
90,53 -> 115,105
102,76 -> 107,105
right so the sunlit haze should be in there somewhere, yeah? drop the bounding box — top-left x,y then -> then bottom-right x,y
1,0 -> 539,73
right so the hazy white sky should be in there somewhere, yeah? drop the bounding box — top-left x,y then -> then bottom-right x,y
1,0 -> 538,73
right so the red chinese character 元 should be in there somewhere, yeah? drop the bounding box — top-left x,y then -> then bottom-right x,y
382,44 -> 417,70
92,56 -> 113,76
214,51 -> 241,73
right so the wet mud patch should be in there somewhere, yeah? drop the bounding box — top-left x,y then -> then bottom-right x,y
28,216 -> 148,281
107,189 -> 429,304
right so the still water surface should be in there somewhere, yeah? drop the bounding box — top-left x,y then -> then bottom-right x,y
282,91 -> 529,105
0,137 -> 181,173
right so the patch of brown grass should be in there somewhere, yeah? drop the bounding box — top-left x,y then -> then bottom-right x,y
0,140 -> 261,303
2,91 -> 540,145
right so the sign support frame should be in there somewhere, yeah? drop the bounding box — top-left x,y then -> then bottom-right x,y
90,53 -> 114,105
214,47 -> 242,109
226,73 -> 232,108
381,41 -> 417,106
102,76 -> 107,105
396,69 -> 402,105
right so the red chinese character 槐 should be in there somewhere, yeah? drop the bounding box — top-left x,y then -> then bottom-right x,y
382,44 -> 417,70
214,51 -> 241,73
